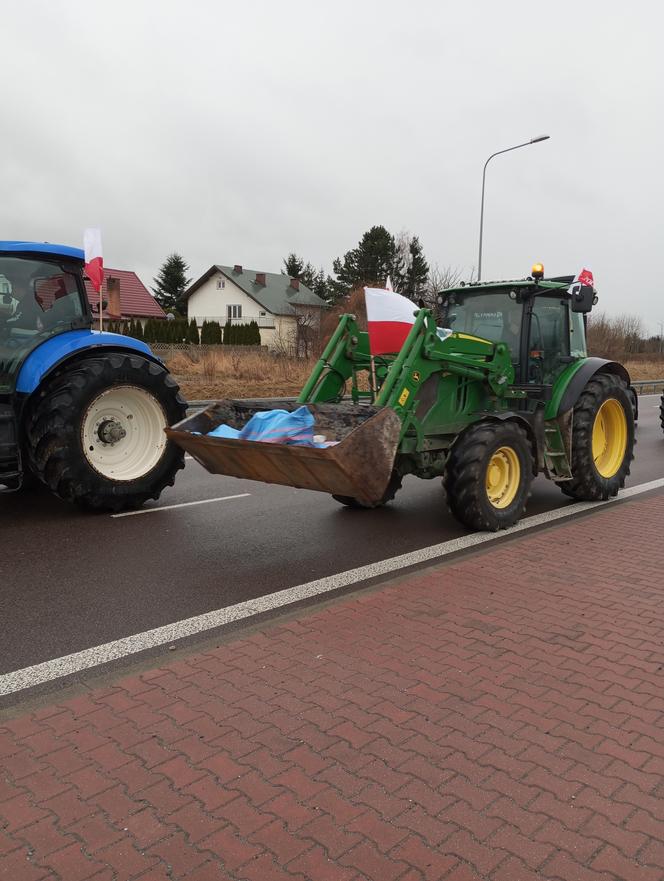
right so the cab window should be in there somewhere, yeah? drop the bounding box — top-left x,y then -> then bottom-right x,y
528,296 -> 569,384
442,291 -> 523,362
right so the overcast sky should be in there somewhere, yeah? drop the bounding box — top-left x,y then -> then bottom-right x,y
2,1 -> 662,331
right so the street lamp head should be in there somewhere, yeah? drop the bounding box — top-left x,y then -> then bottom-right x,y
530,135 -> 550,143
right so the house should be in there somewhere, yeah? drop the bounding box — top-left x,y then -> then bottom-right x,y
185,264 -> 327,351
84,268 -> 166,324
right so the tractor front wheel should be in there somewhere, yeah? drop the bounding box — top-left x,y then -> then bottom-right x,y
444,421 -> 533,532
560,372 -> 634,501
26,353 -> 187,512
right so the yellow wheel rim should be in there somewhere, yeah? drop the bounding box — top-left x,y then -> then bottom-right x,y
486,446 -> 521,509
592,398 -> 627,478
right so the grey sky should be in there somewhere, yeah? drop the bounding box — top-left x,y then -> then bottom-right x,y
2,1 -> 662,331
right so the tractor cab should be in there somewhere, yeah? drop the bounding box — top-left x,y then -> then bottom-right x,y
439,264 -> 595,389
0,247 -> 90,395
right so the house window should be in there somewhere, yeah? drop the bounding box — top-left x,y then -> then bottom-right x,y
227,304 -> 242,319
259,311 -> 266,317
216,278 -> 225,290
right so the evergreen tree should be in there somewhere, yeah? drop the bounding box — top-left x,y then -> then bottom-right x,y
330,226 -> 401,301
210,320 -> 222,344
188,318 -> 200,345
401,236 -> 430,301
283,252 -> 316,288
151,253 -> 191,316
223,320 -> 233,345
312,269 -> 329,302
133,320 -> 144,342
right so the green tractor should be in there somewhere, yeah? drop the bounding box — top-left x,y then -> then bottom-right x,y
169,265 -> 636,532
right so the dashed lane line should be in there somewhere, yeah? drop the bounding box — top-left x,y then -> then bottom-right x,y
3,476 -> 664,696
111,493 -> 250,518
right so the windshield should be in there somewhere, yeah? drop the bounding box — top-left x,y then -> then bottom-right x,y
441,291 -> 523,360
0,256 -> 87,394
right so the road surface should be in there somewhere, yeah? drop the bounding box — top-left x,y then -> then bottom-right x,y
2,396 -> 662,686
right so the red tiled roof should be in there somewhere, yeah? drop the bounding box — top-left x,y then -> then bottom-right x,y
84,268 -> 166,319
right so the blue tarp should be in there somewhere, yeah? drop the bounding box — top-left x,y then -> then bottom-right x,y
205,406 -> 337,448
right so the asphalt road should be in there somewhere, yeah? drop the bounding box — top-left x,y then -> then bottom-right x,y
2,396 -> 663,677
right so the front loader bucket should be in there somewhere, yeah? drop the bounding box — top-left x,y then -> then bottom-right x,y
166,399 -> 401,506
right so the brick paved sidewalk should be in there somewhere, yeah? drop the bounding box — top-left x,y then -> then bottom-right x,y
3,494 -> 664,881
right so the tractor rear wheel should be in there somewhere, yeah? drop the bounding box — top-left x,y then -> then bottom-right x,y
25,353 -> 187,512
560,372 -> 634,501
332,471 -> 402,509
659,392 -> 664,434
444,421 -> 533,532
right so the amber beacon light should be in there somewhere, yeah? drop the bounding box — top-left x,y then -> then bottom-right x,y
531,263 -> 544,279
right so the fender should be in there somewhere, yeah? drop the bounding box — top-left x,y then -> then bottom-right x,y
15,330 -> 160,394
468,409 -> 544,475
554,357 -> 631,417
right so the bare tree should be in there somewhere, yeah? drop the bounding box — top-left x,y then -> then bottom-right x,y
586,311 -> 644,359
421,264 -> 476,310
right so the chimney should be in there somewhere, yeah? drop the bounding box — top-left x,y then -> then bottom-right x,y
289,277 -> 300,291
107,276 -> 122,319
255,271 -> 266,286
233,264 -> 243,274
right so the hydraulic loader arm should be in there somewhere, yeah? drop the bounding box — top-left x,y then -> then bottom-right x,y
376,310 -> 515,415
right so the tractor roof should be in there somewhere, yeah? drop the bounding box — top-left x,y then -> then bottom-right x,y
442,276 -> 574,296
0,241 -> 84,261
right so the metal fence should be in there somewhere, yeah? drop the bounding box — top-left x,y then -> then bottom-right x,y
152,343 -> 267,357
632,380 -> 664,394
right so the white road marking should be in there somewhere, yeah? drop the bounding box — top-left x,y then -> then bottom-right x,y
111,494 -> 250,518
3,476 -> 664,696
185,454 -> 193,460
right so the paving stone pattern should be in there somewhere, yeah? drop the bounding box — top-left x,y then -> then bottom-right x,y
2,494 -> 664,880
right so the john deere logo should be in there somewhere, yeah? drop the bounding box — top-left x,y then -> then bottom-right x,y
412,371 -> 420,382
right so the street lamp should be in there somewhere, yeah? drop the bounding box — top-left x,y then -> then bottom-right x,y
477,135 -> 550,281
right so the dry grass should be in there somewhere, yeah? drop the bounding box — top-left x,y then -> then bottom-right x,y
623,359 -> 664,381
168,344 -> 664,402
167,349 -> 315,399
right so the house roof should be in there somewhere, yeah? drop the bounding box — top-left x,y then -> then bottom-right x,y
84,268 -> 166,319
186,265 -> 326,315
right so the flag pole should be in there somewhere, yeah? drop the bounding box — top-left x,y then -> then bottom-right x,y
370,353 -> 377,401
99,285 -> 103,332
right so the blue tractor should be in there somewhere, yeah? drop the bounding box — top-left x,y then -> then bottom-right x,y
0,241 -> 186,510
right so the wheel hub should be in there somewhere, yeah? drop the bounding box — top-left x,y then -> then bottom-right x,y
97,418 -> 127,445
81,385 -> 167,481
592,398 -> 627,478
486,446 -> 520,509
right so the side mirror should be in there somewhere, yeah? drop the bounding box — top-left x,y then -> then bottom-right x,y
570,283 -> 595,313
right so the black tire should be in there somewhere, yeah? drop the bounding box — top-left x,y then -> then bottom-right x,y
560,372 -> 634,501
443,420 -> 533,532
332,471 -> 403,509
25,353 -> 187,512
659,392 -> 664,434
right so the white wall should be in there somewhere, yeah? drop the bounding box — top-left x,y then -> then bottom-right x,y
187,271 -> 267,325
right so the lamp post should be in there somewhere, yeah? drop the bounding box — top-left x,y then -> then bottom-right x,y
477,135 -> 550,281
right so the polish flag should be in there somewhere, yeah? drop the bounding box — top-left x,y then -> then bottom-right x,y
365,287 -> 417,356
84,228 -> 104,293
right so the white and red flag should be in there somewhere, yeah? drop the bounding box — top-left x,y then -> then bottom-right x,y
364,286 -> 417,356
571,267 -> 594,290
83,228 -> 104,293
577,268 -> 594,287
